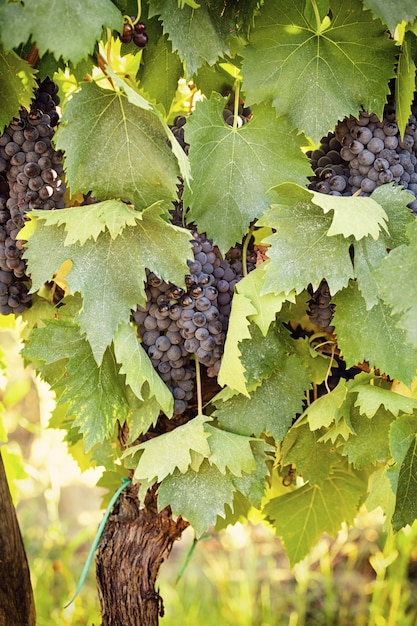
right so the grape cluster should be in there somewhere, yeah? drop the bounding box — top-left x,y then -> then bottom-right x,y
307,280 -> 335,334
0,78 -> 65,314
132,232 -> 255,415
119,19 -> 148,48
308,99 -> 417,213
169,115 -> 189,155
306,99 -> 417,332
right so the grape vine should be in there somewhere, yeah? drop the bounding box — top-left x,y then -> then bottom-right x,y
2,2 -> 417,623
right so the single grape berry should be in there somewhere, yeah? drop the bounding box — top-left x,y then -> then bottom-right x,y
119,22 -> 133,44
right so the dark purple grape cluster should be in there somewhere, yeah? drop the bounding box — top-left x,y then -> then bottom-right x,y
307,99 -> 417,213
169,115 -> 189,155
308,280 -> 335,334
132,233 -> 255,415
119,19 -> 148,48
0,77 -> 65,315
306,98 -> 417,332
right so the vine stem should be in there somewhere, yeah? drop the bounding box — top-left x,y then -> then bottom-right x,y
311,0 -> 322,33
242,223 -> 255,277
233,80 -> 240,131
194,356 -> 203,415
324,341 -> 336,394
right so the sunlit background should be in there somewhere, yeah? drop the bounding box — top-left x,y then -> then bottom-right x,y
1,321 -> 417,626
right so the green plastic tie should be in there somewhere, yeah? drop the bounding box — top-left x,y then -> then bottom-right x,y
64,477 -> 131,608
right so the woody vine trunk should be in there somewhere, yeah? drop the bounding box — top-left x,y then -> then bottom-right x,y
95,482 -> 188,626
0,452 -> 35,626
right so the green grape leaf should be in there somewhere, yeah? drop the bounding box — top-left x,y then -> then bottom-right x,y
125,386 -> 166,443
236,264 -> 296,336
182,96 -> 311,253
365,466 -> 396,527
215,354 -> 309,441
395,32 -> 417,137
239,321 -> 296,387
333,282 -> 417,386
390,414 -> 417,463
374,221 -> 417,348
113,321 -> 173,414
148,0 -> 230,76
0,47 -> 37,131
139,35 -> 183,115
241,0 -> 397,142
387,414 -> 417,492
217,292 -> 257,396
55,81 -> 179,208
303,379 -> 348,431
21,321 -> 129,450
205,424 -> 256,476
24,206 -> 192,364
392,436 -> 417,531
125,415 -> 211,483
362,0 -> 417,32
341,407 -> 394,470
281,424 -> 340,485
352,381 -> 417,418
312,192 -> 388,241
30,200 -> 142,245
230,439 -> 273,509
353,236 -> 388,310
263,469 -> 366,566
371,184 -> 415,249
0,0 -> 122,63
258,184 -> 353,296
157,459 -> 236,536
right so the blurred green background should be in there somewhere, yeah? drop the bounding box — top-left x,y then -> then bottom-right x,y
1,323 -> 417,626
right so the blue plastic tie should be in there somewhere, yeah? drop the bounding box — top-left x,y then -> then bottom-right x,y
64,477 -> 131,608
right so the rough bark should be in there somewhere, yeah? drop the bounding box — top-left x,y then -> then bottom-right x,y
0,452 -> 36,626
96,482 -> 188,626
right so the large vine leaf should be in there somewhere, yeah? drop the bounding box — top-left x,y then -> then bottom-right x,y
258,184 -> 354,296
147,0 -> 230,77
113,321 -> 173,415
312,192 -> 388,241
352,381 -> 417,418
217,292 -> 257,396
215,354 -> 310,441
30,200 -> 142,246
341,407 -> 394,470
352,236 -> 388,310
55,81 -> 180,208
21,321 -> 130,450
374,221 -> 417,348
0,0 -> 122,64
263,469 -> 366,566
182,96 -> 311,253
387,414 -> 417,491
157,459 -> 236,536
281,424 -> 340,486
139,34 -> 183,115
332,281 -> 417,386
0,47 -> 37,131
236,264 -> 296,337
125,415 -> 211,483
362,0 -> 417,33
241,0 -> 396,142
24,206 -> 192,364
392,436 -> 417,531
205,425 -> 257,477
395,32 -> 417,137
